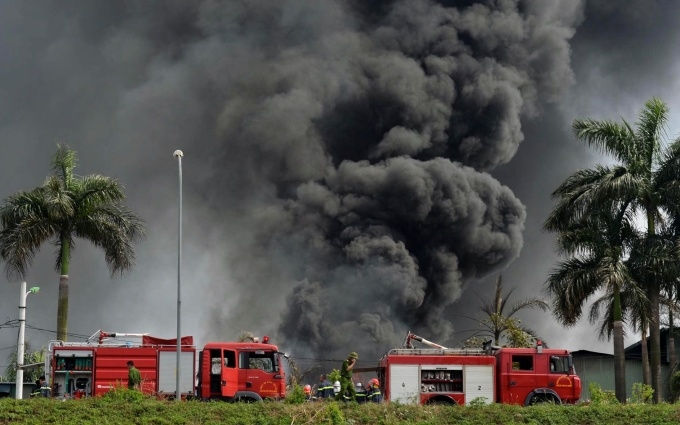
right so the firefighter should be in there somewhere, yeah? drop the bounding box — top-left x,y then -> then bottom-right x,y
31,376 -> 50,398
367,378 -> 382,403
127,360 -> 141,390
336,352 -> 358,401
316,374 -> 333,399
354,382 -> 367,403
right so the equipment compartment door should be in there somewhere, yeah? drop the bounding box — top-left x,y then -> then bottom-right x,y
221,350 -> 238,398
158,351 -> 194,395
464,365 -> 494,405
389,365 -> 419,404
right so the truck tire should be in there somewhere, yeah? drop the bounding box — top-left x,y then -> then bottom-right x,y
424,395 -> 457,405
525,390 -> 561,406
234,391 -> 263,403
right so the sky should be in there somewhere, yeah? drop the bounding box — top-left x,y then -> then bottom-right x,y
2,0 -> 680,374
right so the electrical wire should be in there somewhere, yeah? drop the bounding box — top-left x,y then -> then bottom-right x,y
24,324 -> 91,340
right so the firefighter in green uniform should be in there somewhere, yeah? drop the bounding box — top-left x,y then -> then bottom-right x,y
336,352 -> 358,401
127,360 -> 141,390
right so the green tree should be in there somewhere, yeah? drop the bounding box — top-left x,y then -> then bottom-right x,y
547,98 -> 680,402
0,145 -> 144,341
546,198 -> 639,402
474,274 -> 548,346
2,344 -> 45,383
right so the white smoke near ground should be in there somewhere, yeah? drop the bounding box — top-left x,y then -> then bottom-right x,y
0,0 -> 583,365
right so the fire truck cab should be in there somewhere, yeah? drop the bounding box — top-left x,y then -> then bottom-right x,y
495,343 -> 581,405
196,339 -> 286,401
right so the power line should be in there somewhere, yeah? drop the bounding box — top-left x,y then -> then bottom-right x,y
24,324 -> 90,340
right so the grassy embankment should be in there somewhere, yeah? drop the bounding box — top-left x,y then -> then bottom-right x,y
2,391 -> 680,425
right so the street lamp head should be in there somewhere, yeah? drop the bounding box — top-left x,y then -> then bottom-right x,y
29,286 -> 40,294
173,149 -> 184,158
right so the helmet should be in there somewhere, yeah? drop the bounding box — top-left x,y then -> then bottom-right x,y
348,352 -> 359,359
303,384 -> 311,395
369,378 -> 380,388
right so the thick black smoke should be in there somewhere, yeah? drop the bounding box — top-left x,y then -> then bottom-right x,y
0,0 -> 582,362
194,0 -> 582,357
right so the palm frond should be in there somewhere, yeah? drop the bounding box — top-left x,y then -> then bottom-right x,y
635,97 -> 668,166
0,189 -> 58,277
572,119 -> 635,165
507,298 -> 549,317
52,144 -> 77,186
73,175 -> 125,213
43,176 -> 75,219
74,204 -> 145,275
545,166 -> 641,233
547,256 -> 603,325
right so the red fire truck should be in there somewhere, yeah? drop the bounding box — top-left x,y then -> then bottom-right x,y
45,330 -> 286,401
378,332 -> 581,406
196,338 -> 286,401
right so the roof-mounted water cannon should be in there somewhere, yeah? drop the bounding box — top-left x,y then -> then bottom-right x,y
403,331 -> 449,350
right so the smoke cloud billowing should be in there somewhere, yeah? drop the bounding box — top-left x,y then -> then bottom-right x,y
0,0 -> 583,362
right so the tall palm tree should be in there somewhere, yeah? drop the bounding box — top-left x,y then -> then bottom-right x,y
550,98 -> 680,401
477,274 -> 548,346
0,145 -> 144,341
546,202 -> 636,402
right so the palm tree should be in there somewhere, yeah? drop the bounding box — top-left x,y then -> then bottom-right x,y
0,145 -> 144,341
545,193 -> 639,403
549,98 -> 680,401
546,202 -> 636,402
476,275 -> 548,346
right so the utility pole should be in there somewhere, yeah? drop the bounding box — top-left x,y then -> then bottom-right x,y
173,149 -> 183,401
16,281 -> 39,399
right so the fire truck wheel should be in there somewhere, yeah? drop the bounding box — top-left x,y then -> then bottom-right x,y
526,392 -> 560,406
235,391 -> 264,403
424,395 -> 456,405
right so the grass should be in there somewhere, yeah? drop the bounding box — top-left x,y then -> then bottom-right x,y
2,394 -> 680,425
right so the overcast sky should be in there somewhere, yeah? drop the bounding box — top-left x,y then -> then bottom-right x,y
2,0 -> 680,372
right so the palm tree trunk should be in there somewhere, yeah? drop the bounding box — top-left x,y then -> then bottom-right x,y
57,238 -> 70,341
641,325 -> 651,385
669,308 -> 677,373
613,289 -> 626,402
649,283 -> 661,402
647,206 -> 662,402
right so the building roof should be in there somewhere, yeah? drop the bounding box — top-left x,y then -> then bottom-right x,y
623,327 -> 679,362
571,349 -> 613,359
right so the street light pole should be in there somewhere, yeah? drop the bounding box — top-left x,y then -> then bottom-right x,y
173,149 -> 183,401
16,281 -> 39,399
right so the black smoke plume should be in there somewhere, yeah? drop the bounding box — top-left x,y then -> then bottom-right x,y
199,0 -> 582,358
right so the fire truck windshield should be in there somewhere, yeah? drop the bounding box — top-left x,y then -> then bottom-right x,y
239,351 -> 278,373
549,355 -> 570,374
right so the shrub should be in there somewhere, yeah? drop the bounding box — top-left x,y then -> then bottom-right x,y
284,384 -> 307,404
328,369 -> 341,383
326,402 -> 345,425
588,382 -> 619,405
629,382 -> 654,404
101,386 -> 147,403
468,397 -> 489,407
